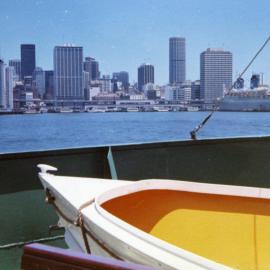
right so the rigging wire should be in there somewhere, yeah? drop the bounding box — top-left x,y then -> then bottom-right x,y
190,35 -> 270,140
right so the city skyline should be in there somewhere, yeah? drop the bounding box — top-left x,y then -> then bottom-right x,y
0,0 -> 270,85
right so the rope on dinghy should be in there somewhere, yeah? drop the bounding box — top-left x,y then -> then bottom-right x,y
45,188 -> 122,260
189,34 -> 270,140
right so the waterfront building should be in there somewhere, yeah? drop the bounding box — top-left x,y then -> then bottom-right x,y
84,57 -> 100,80
165,81 -> 191,102
54,45 -> 84,100
21,44 -> 36,80
85,86 -> 101,101
9,59 -> 21,81
169,37 -> 186,84
32,67 -> 45,98
142,83 -> 158,100
112,71 -> 129,91
200,48 -> 232,102
191,80 -> 200,100
100,75 -> 111,92
0,59 -> 6,109
44,71 -> 54,99
138,63 -> 154,91
250,74 -> 260,89
13,81 -> 25,109
5,66 -> 15,110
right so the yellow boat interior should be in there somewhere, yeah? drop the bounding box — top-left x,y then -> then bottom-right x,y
101,189 -> 270,270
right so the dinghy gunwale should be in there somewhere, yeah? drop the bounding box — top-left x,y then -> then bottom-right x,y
39,173 -> 227,269
39,171 -> 270,270
95,179 -> 270,270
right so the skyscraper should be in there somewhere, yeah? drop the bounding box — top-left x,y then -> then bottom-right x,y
5,66 -> 15,110
54,45 -> 83,100
169,37 -> 186,84
33,67 -> 45,98
21,44 -> 36,80
84,57 -> 100,80
138,63 -> 154,91
200,48 -> 232,102
0,59 -> 5,109
9,59 -> 21,81
45,70 -> 54,99
112,71 -> 129,91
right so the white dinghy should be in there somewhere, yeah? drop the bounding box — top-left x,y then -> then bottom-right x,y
38,164 -> 270,270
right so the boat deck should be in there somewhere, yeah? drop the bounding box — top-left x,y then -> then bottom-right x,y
102,189 -> 270,270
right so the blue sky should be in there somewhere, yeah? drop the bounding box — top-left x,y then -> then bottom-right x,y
0,0 -> 270,85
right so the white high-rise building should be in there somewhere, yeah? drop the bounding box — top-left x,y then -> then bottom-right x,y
5,66 -> 15,110
200,48 -> 232,102
54,45 -> 83,100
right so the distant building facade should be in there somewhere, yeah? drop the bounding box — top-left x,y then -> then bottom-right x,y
138,63 -> 154,91
200,48 -> 232,102
165,81 -> 191,102
112,71 -> 129,91
21,44 -> 36,80
0,59 -> 6,108
45,70 -> 54,99
84,57 -> 100,81
5,66 -> 15,110
9,59 -> 21,81
33,67 -> 45,98
191,80 -> 200,100
54,46 -> 84,100
100,75 -> 111,92
169,37 -> 186,84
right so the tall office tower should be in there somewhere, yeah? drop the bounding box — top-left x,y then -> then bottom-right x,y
44,70 -> 54,99
138,63 -> 154,91
200,48 -> 232,102
5,66 -> 15,110
112,71 -> 129,91
0,59 -> 6,108
21,44 -> 36,80
33,67 -> 45,98
9,59 -> 21,81
54,45 -> 83,100
169,37 -> 186,84
84,57 -> 100,80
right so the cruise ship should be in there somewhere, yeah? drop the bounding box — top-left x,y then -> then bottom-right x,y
219,85 -> 270,111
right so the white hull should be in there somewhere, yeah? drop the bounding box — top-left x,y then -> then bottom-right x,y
38,165 -> 235,270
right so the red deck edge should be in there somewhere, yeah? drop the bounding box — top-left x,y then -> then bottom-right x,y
21,243 -> 156,270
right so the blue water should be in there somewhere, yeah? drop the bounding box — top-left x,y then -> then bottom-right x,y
1,112 -> 270,153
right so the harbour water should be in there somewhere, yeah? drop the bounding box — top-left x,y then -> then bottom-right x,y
1,111 -> 270,154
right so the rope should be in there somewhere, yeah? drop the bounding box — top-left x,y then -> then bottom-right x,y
45,188 -> 122,260
0,235 -> 64,250
189,34 -> 270,140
